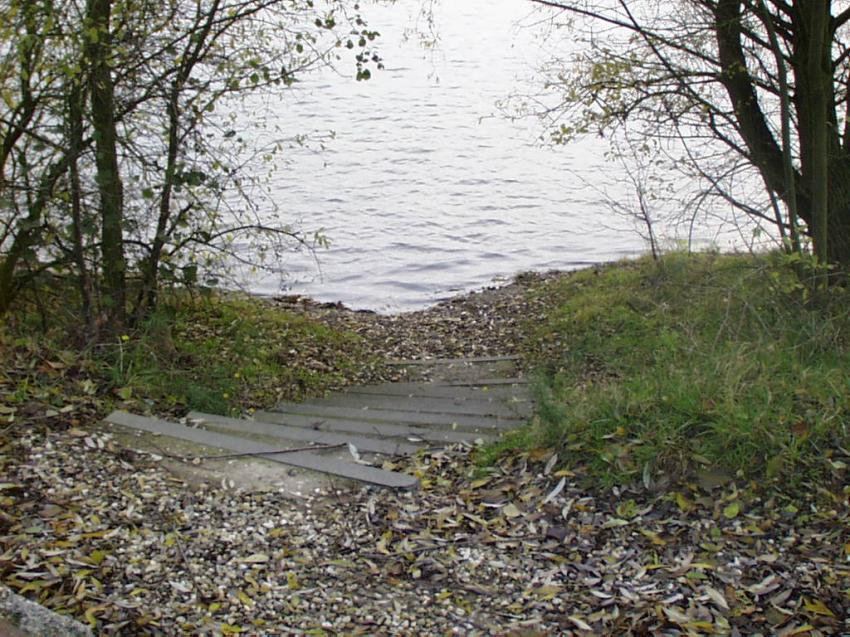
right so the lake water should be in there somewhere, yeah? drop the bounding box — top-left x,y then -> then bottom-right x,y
234,0 -> 744,312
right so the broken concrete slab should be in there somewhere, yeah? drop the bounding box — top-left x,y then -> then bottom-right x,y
187,411 -> 423,455
104,411 -> 419,490
0,585 -> 92,637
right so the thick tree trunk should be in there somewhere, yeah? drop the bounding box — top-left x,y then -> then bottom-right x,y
826,162 -> 850,264
800,1 -> 831,265
86,0 -> 126,329
715,0 -> 797,208
717,0 -> 850,266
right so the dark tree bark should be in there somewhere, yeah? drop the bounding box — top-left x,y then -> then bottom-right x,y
799,1 -> 830,264
86,0 -> 127,329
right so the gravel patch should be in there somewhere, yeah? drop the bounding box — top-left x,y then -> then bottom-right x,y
2,428 -> 847,635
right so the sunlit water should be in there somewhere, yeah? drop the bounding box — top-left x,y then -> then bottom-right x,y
229,0 -> 746,312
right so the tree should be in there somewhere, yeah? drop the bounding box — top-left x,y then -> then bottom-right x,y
0,0 -> 381,333
527,0 -> 850,266
0,0 -> 77,317
86,0 -> 127,328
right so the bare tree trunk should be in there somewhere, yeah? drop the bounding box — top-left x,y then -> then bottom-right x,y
86,0 -> 126,330
802,1 -> 831,266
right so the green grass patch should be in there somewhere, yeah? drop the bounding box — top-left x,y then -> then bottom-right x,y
1,289 -> 377,418
511,252 -> 850,489
473,426 -> 537,469
102,293 -> 374,415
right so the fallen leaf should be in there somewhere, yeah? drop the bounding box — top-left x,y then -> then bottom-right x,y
602,517 -> 630,529
237,589 -> 254,609
568,615 -> 593,631
746,574 -> 781,596
703,585 -> 729,610
543,453 -> 558,475
535,584 -> 561,599
802,597 -> 835,617
640,529 -> 667,546
675,492 -> 696,513
502,503 -> 522,518
286,572 -> 300,591
723,501 -> 741,519
376,530 -> 392,554
347,442 -> 361,462
542,477 -> 566,505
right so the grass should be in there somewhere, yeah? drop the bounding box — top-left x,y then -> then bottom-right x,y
1,289 -> 376,418
515,251 -> 850,489
103,293 -> 373,415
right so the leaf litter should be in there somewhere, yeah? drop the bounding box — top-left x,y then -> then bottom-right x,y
1,426 -> 848,635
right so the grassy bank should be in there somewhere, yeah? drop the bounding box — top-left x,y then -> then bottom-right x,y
0,291 -> 378,421
508,252 -> 850,491
4,254 -> 849,494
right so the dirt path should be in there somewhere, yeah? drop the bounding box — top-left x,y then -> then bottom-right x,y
4,422 -> 848,635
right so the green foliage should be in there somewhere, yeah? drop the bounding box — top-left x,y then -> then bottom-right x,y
0,287 -> 377,419
519,253 -> 850,489
104,293 -> 372,415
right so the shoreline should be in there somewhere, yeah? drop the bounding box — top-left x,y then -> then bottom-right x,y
262,269 -> 565,365
247,264 -> 586,317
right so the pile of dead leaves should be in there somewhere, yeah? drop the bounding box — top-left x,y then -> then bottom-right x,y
1,424 -> 847,635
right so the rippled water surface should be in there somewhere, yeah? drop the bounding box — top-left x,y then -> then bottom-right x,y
234,0 -> 739,311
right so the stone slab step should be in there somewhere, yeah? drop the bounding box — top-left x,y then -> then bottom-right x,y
1,585 -> 93,637
268,402 -> 524,430
252,410 -> 492,444
385,355 -> 520,366
346,381 -> 529,402
439,377 -> 530,387
293,393 -> 524,418
104,411 -> 419,490
187,411 -> 422,455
